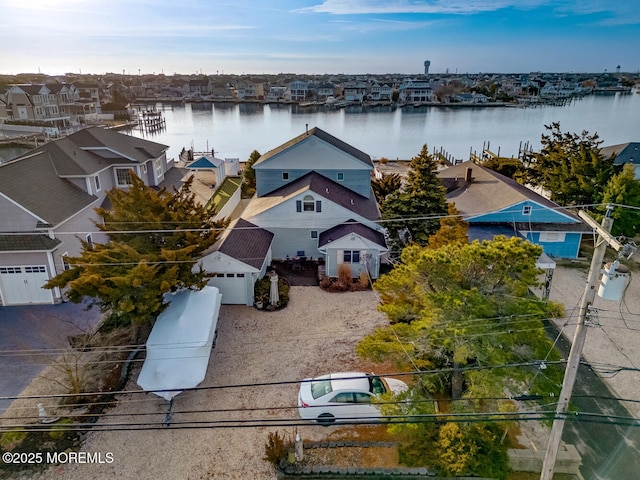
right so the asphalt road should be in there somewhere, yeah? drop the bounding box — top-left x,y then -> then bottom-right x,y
550,323 -> 640,480
0,300 -> 102,413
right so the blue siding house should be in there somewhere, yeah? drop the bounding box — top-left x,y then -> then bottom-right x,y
438,162 -> 589,259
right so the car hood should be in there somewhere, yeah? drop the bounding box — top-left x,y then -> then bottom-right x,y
384,377 -> 409,394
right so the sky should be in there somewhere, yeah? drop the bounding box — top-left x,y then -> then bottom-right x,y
1,0 -> 639,76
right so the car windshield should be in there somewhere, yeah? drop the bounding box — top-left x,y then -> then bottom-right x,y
310,374 -> 333,399
368,375 -> 387,395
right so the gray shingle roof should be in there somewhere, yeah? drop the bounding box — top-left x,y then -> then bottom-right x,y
19,127 -> 168,177
438,161 -> 578,221
318,221 -> 386,248
0,234 -> 61,252
0,151 -> 98,226
600,142 -> 640,165
264,171 -> 381,221
254,127 -> 373,168
218,219 -> 274,270
0,127 -> 168,226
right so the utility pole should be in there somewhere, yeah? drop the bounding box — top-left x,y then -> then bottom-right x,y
540,208 -> 621,480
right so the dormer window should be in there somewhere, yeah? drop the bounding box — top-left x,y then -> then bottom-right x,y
296,195 -> 322,213
303,195 -> 315,211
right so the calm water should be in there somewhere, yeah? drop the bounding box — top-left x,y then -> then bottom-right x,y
0,93 -> 637,164
130,92 -> 639,163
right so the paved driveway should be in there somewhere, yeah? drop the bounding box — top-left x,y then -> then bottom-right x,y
0,300 -> 102,413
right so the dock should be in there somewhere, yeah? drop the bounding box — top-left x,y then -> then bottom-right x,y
138,110 -> 166,133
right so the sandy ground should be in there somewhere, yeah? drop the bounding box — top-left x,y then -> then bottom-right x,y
19,287 -> 389,480
4,261 -> 640,479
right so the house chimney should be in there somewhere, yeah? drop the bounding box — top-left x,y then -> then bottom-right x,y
465,167 -> 473,182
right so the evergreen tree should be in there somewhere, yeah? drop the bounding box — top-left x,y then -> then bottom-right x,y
360,236 -> 562,478
46,172 -> 228,327
427,203 -> 469,249
381,145 -> 448,253
242,149 -> 261,196
516,122 -> 619,206
372,172 -> 402,204
599,163 -> 640,238
359,236 -> 563,399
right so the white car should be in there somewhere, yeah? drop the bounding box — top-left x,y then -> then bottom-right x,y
297,372 -> 408,424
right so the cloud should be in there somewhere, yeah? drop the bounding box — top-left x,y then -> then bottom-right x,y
555,0 -> 640,26
298,0 -> 547,15
336,18 -> 436,32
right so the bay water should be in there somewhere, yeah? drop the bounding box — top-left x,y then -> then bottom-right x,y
130,92 -> 639,163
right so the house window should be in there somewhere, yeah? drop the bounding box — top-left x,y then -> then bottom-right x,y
343,250 -> 360,264
539,232 -> 565,243
61,253 -> 71,270
337,172 -> 344,181
115,168 -> 133,186
85,234 -> 93,249
310,230 -> 318,239
303,195 -> 315,212
522,205 -> 532,215
94,175 -> 101,192
282,172 -> 290,181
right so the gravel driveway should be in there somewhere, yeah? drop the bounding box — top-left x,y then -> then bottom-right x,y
25,287 -> 388,480
7,262 -> 639,479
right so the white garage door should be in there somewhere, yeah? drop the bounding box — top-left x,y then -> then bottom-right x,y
208,273 -> 248,305
0,265 -> 54,305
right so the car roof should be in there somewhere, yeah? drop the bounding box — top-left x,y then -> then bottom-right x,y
328,372 -> 370,392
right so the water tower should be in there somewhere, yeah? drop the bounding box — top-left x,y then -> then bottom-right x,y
424,60 -> 430,75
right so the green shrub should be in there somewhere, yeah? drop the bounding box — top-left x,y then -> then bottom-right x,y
1,430 -> 27,451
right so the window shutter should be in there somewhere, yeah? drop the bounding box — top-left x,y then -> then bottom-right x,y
316,200 -> 322,212
337,250 -> 344,263
296,200 -> 302,212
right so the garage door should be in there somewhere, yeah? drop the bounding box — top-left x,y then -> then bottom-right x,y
0,266 -> 54,305
208,273 -> 248,305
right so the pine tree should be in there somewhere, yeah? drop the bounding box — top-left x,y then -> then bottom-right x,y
381,144 -> 448,253
372,172 -> 402,204
428,203 -> 469,249
600,163 -> 640,237
516,122 -> 619,206
47,172 -> 228,327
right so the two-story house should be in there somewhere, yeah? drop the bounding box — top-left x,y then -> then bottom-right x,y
0,127 -> 172,306
199,127 -> 388,305
370,83 -> 393,101
399,79 -> 434,103
287,80 -> 309,102
343,82 -> 367,103
3,85 -> 70,128
245,127 -> 388,277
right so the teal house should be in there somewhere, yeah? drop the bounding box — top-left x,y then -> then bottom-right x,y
438,162 -> 589,259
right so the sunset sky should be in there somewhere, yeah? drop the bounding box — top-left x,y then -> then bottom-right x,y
1,0 -> 638,76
